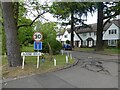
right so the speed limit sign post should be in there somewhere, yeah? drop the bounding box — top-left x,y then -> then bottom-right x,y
33,32 -> 43,42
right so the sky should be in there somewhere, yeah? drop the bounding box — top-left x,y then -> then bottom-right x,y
41,11 -> 98,29
26,0 -> 98,28
43,11 -> 98,24
39,0 -> 98,25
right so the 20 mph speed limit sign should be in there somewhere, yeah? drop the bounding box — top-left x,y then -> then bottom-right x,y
33,32 -> 43,42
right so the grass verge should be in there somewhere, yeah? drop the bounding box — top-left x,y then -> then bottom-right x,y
2,54 -> 74,79
73,47 -> 120,54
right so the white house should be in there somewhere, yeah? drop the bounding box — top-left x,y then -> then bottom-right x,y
56,33 -> 63,42
76,19 -> 120,47
76,23 -> 97,47
103,20 -> 120,46
56,19 -> 120,47
60,29 -> 81,47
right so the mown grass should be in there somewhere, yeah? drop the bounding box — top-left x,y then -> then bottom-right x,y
2,45 -> 74,78
73,47 -> 120,54
21,45 -> 34,52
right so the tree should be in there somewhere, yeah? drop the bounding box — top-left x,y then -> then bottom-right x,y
35,21 -> 62,60
96,2 -> 104,51
1,0 -> 49,67
96,2 -> 120,51
18,17 -> 34,46
45,2 -> 95,48
2,2 -> 22,67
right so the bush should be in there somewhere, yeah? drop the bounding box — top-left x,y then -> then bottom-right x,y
42,40 -> 62,55
51,40 -> 62,54
66,40 -> 70,44
117,40 -> 120,49
42,40 -> 49,53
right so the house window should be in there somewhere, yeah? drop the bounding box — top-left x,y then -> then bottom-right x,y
64,35 -> 67,38
108,40 -> 117,46
109,29 -> 117,34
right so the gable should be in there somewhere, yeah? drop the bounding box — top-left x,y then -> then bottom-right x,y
61,30 -> 81,41
103,23 -> 120,40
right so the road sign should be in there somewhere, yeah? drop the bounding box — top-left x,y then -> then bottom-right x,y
21,52 -> 41,56
21,52 -> 42,69
33,32 -> 42,42
34,41 -> 42,50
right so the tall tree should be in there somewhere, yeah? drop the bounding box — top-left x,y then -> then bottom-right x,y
1,0 -> 50,67
96,2 -> 120,51
2,2 -> 22,67
96,2 -> 104,51
45,2 -> 95,47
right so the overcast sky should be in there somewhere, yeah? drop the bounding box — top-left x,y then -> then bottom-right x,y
26,0 -> 98,26
43,11 -> 97,24
41,11 -> 98,29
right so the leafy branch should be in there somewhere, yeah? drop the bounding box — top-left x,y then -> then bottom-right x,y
17,10 -> 49,29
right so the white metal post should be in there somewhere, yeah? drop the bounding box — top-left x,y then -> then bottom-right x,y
54,59 -> 56,66
66,56 -> 68,63
22,56 -> 25,69
37,55 -> 39,68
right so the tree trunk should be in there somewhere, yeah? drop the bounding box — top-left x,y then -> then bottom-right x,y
96,2 -> 104,51
2,2 -> 22,67
48,42 -> 53,61
13,2 -> 19,27
70,11 -> 74,48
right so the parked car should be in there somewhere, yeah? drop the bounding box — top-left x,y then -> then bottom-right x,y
63,44 -> 72,50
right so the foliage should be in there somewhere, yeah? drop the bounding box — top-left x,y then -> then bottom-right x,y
43,2 -> 96,47
48,2 -> 96,26
95,2 -> 120,51
117,40 -> 120,49
66,40 -> 70,44
35,21 -> 62,54
50,40 -> 62,54
18,17 -> 34,46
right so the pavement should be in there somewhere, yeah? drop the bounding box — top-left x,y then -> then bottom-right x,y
2,51 -> 119,88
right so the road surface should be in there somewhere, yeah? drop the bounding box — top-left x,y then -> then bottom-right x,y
2,51 -> 118,88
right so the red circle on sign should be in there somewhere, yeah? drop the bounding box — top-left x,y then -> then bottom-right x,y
33,32 -> 43,42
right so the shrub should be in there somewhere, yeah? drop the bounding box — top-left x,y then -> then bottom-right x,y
66,40 -> 70,44
42,40 -> 62,55
117,40 -> 120,49
51,40 -> 62,54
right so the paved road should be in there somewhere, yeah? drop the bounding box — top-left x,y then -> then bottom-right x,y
2,51 -> 118,88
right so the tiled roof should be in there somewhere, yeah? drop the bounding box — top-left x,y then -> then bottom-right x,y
76,19 -> 120,34
57,19 -> 119,35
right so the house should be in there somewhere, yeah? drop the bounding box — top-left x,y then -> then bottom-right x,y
103,19 -> 120,46
60,29 -> 81,47
56,19 -> 120,47
76,19 -> 120,47
76,23 -> 97,47
56,33 -> 63,42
